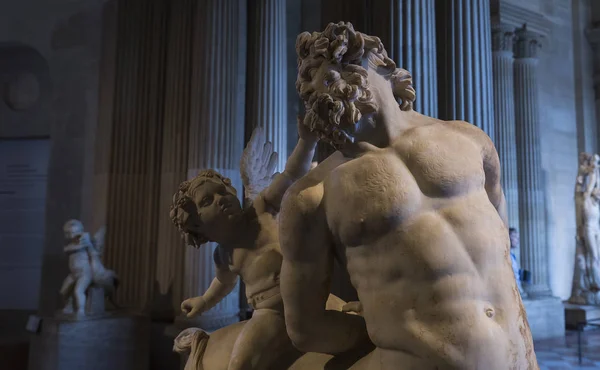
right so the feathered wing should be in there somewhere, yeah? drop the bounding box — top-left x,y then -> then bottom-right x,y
240,127 -> 279,202
92,226 -> 106,255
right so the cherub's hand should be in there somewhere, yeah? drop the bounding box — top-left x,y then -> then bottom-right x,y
181,296 -> 207,318
297,115 -> 319,144
341,301 -> 363,316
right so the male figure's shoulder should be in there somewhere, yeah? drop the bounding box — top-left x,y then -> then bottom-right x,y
444,120 -> 495,150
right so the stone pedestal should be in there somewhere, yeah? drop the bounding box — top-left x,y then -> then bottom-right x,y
522,297 -> 564,340
28,313 -> 150,370
564,303 -> 600,330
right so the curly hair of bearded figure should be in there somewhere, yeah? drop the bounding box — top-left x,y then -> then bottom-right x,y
295,22 -> 416,149
169,169 -> 236,248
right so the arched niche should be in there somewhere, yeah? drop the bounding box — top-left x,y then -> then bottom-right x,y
0,43 -> 51,138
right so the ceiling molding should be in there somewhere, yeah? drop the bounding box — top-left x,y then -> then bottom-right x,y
491,1 -> 552,38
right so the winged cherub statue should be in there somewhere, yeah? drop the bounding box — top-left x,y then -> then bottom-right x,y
170,120 -> 348,370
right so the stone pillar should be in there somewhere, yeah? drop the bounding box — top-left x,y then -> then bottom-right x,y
514,25 -> 551,297
436,0 -> 495,141
246,0 -> 288,172
182,0 -> 247,330
370,0 -> 438,117
587,27 -> 600,150
103,0 -> 169,310
152,0 -> 195,318
491,23 -> 519,232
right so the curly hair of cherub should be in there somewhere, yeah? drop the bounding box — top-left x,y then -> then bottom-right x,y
169,169 -> 237,248
295,21 -> 416,111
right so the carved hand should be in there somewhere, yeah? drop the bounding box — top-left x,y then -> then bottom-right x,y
297,115 -> 319,144
341,301 -> 363,316
181,296 -> 207,318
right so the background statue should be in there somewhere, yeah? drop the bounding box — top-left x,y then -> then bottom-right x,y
570,152 -> 600,305
170,123 -> 353,370
276,21 -> 537,369
59,220 -> 119,316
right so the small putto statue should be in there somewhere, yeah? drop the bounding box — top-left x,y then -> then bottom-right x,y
59,220 -> 119,316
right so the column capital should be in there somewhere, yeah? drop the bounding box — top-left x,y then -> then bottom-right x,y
492,23 -> 515,54
514,24 -> 542,59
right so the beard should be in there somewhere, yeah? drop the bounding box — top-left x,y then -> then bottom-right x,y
301,68 -> 378,151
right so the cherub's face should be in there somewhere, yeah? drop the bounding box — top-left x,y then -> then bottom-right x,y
191,179 -> 242,241
64,223 -> 83,241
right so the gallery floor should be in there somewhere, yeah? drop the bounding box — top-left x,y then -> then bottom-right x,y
537,329 -> 600,369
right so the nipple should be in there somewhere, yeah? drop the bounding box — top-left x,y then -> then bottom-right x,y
485,307 -> 495,318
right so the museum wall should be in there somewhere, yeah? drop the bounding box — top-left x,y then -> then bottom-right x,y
0,0 -> 104,329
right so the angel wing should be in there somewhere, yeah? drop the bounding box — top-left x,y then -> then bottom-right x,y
240,127 -> 279,202
92,226 -> 106,255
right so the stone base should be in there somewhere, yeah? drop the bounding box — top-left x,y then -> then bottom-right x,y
27,311 -> 150,370
564,303 -> 600,330
523,296 -> 565,340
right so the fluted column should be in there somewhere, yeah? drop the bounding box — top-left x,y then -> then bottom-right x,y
587,28 -> 600,150
514,25 -> 551,297
371,0 -> 438,117
246,0 -> 287,172
437,0 -> 495,141
182,0 -> 246,330
153,0 -> 195,318
104,0 -> 169,309
492,23 -> 519,231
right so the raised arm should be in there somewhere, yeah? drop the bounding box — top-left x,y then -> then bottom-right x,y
279,182 -> 370,354
181,247 -> 238,317
262,117 -> 318,211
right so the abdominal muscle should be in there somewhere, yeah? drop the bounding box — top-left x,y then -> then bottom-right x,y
344,224 -> 533,369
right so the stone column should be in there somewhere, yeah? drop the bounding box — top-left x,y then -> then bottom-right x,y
371,0 -> 438,117
514,25 -> 551,297
152,0 -> 195,318
182,0 -> 247,330
103,0 -> 169,310
587,27 -> 600,150
437,0 -> 495,141
246,0 -> 287,172
492,23 -> 519,231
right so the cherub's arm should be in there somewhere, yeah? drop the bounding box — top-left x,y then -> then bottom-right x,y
262,118 -> 317,212
279,183 -> 370,354
64,233 -> 92,253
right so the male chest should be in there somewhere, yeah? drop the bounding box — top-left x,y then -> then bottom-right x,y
324,152 -> 422,247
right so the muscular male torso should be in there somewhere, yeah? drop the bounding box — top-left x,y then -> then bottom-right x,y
305,120 -> 537,369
